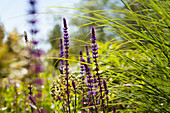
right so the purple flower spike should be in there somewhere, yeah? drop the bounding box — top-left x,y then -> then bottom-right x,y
72,80 -> 77,112
28,0 -> 39,37
63,18 -> 70,113
90,27 -> 105,112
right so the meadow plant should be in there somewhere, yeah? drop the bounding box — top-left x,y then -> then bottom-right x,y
51,18 -> 111,113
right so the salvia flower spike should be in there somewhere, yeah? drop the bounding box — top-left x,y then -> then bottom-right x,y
91,27 -> 105,112
28,0 -> 39,37
27,1 -> 45,113
63,18 -> 70,113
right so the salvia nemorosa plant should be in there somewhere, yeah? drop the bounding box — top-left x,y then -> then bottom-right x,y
91,27 -> 105,112
26,0 -> 45,112
51,18 -> 114,112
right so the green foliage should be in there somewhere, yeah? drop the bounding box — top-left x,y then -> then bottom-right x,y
49,24 -> 62,50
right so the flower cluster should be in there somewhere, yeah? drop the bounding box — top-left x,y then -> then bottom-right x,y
51,19 -> 115,112
90,27 -> 106,112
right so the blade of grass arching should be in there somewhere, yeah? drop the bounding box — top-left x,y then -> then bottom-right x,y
68,8 -> 140,32
117,29 -> 154,57
121,0 -> 142,26
105,27 -> 153,58
47,57 -> 93,67
49,6 -> 128,16
50,6 -> 149,41
145,38 -> 169,78
156,25 -> 170,41
99,18 -> 161,47
117,1 -> 168,43
126,71 -> 170,100
70,38 -> 91,45
117,29 -> 169,70
117,53 -> 153,78
139,21 -> 162,46
150,0 -> 170,22
138,38 -> 168,70
145,0 -> 170,30
149,44 -> 165,66
44,11 -> 102,24
49,6 -> 162,47
152,21 -> 169,47
116,52 -> 169,97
